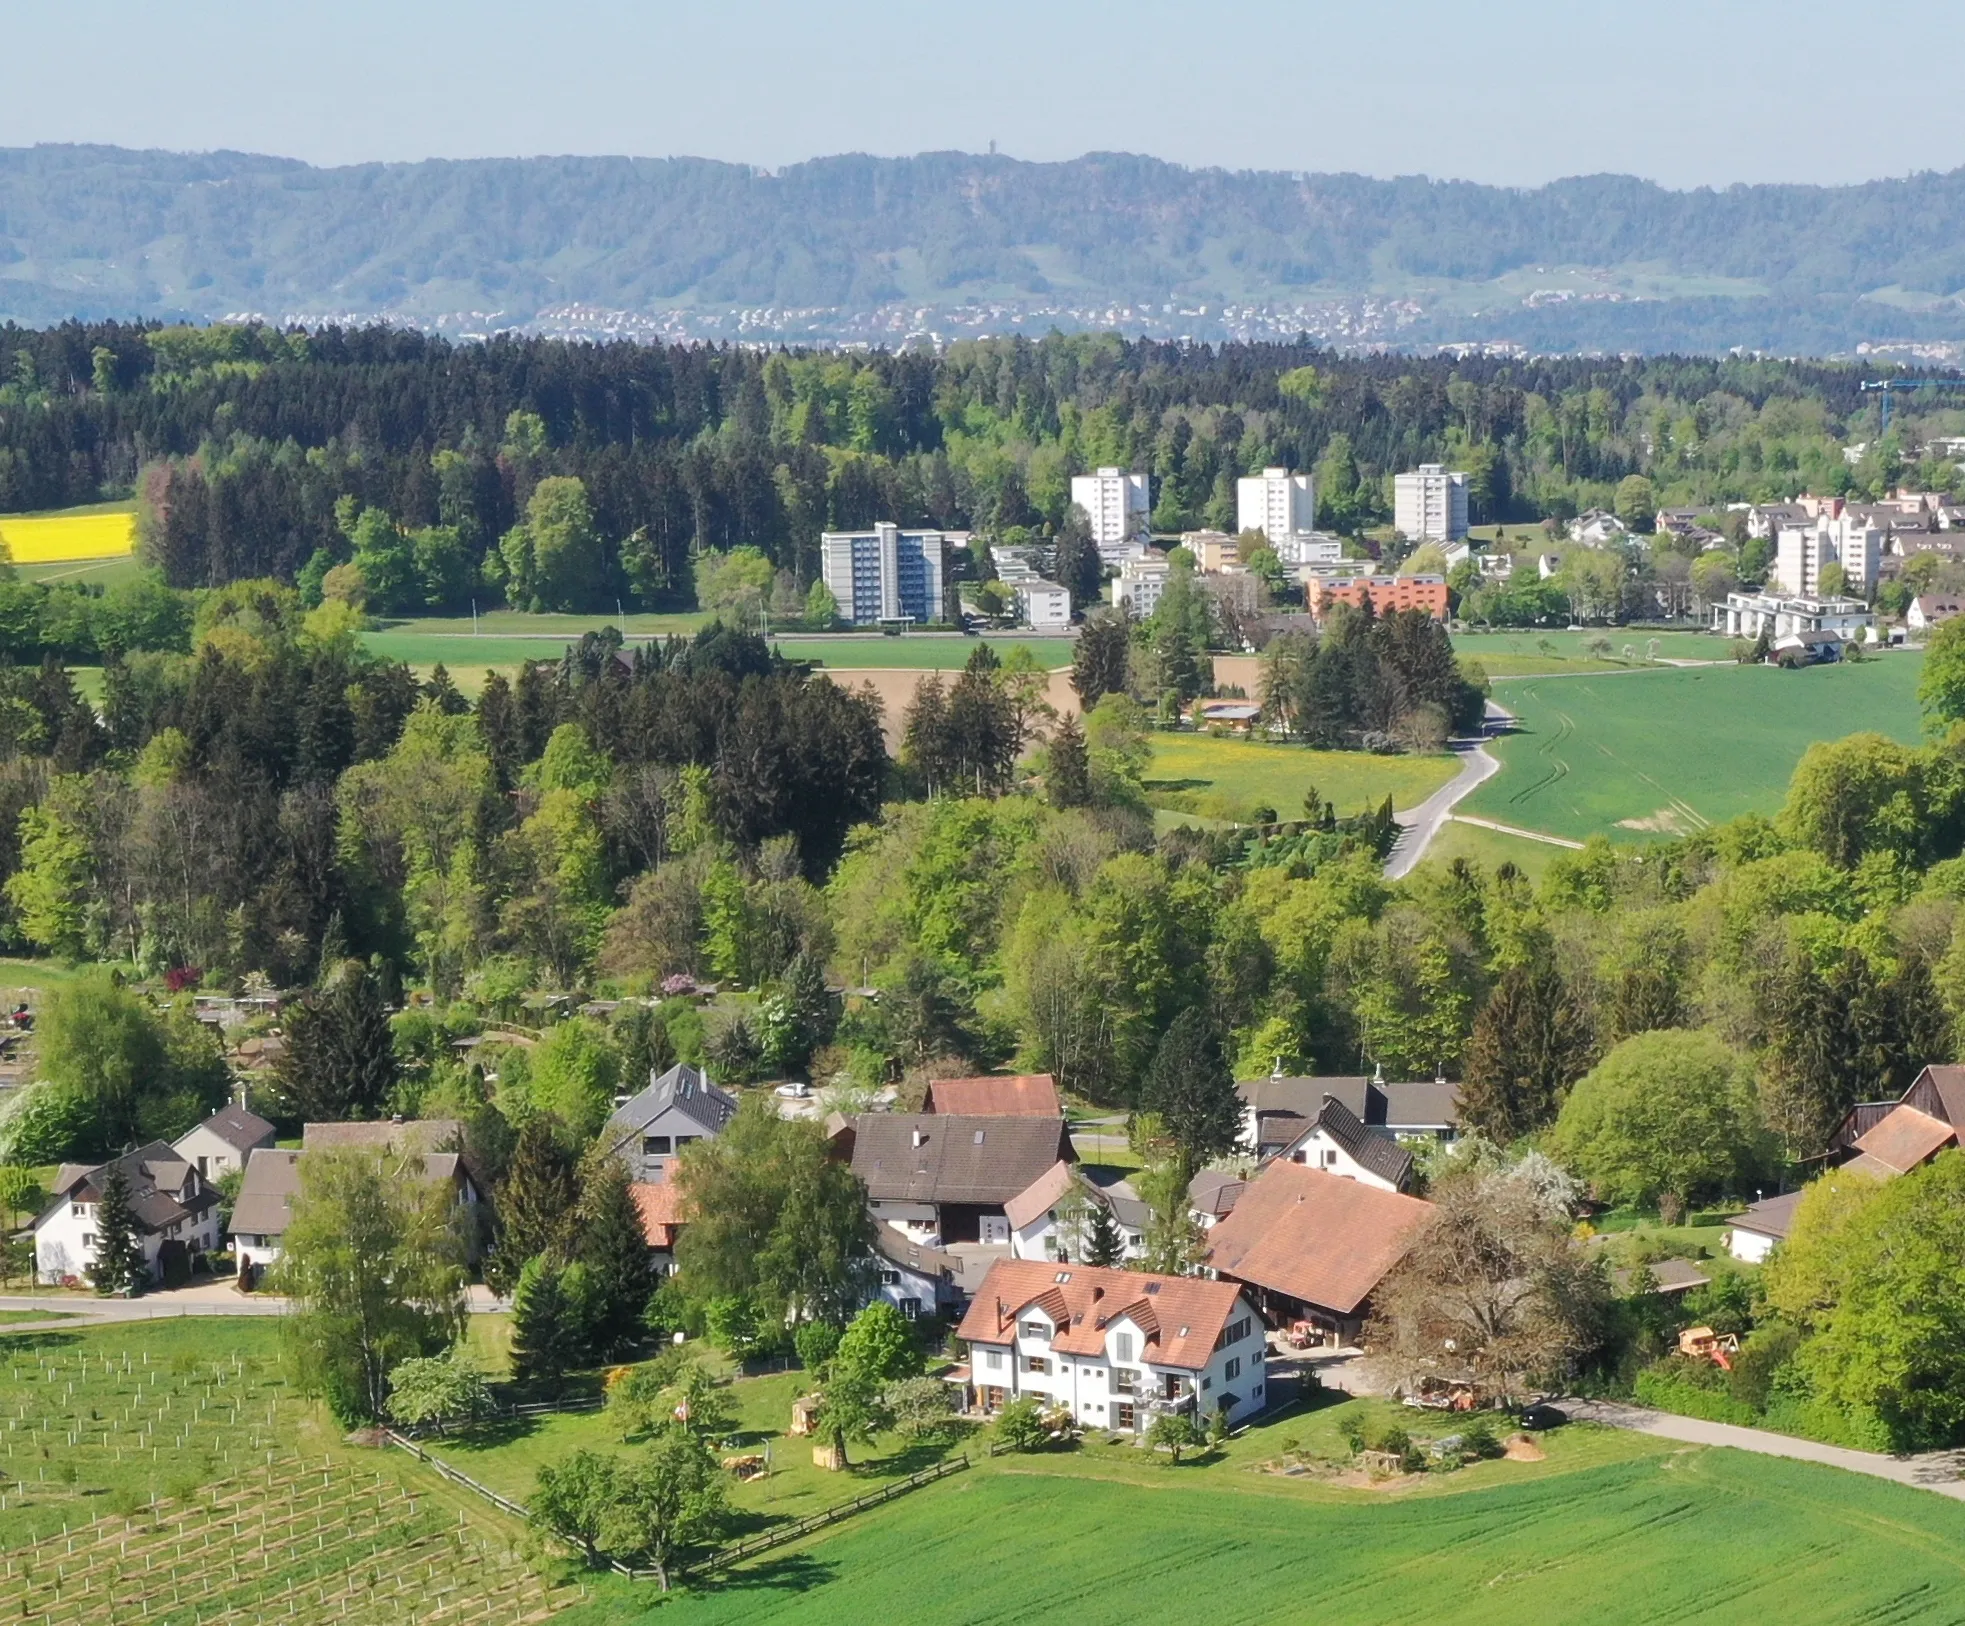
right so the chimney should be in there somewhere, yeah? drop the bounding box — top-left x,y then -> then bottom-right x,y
1091,1285 -> 1104,1303
1372,1061 -> 1383,1084
912,1128 -> 925,1149
1270,1055 -> 1284,1079
391,1113 -> 404,1125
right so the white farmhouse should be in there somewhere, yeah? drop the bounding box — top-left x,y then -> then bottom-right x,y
955,1259 -> 1267,1433
1724,1190 -> 1804,1265
172,1101 -> 276,1182
1004,1160 -> 1148,1263
32,1143 -> 221,1286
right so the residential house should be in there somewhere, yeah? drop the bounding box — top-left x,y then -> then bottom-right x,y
1653,508 -> 1705,537
1568,509 -> 1628,546
1180,530 -> 1241,573
1014,579 -> 1071,629
598,1064 -> 738,1185
630,1181 -> 687,1276
232,1117 -> 487,1270
1304,574 -> 1449,623
1724,1190 -> 1805,1264
172,1101 -> 276,1181
924,1073 -> 1063,1117
871,1223 -> 965,1321
1261,1095 -> 1417,1194
1201,1161 -> 1434,1347
1238,1070 -> 1461,1162
1712,590 -> 1873,646
954,1258 -> 1268,1431
1273,531 -> 1346,568
32,1144 -> 221,1286
838,1112 -> 1076,1245
1745,501 -> 1808,541
1908,595 -> 1965,634
1110,552 -> 1172,618
1004,1160 -> 1149,1263
1188,1170 -> 1245,1232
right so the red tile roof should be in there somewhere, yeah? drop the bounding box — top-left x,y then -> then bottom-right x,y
925,1074 -> 1063,1117
955,1258 -> 1246,1371
1852,1105 -> 1957,1174
630,1181 -> 687,1248
1201,1161 -> 1433,1316
1003,1160 -> 1078,1231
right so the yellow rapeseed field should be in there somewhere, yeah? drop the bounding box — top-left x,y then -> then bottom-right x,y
0,509 -> 137,562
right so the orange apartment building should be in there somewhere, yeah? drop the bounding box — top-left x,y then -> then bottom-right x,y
1305,573 -> 1449,622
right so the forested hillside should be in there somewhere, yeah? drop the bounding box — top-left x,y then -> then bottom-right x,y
5,146 -> 1965,351
1,324 -> 1956,609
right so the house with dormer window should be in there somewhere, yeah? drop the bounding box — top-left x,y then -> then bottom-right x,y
953,1259 -> 1266,1432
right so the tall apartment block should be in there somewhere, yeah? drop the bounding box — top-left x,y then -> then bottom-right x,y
1069,467 -> 1152,557
820,523 -> 949,626
1235,467 -> 1317,541
1393,465 -> 1470,543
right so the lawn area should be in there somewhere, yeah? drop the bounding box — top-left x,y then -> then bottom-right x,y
1411,817 -> 1570,885
571,1445 -> 1965,1625
1146,732 -> 1459,824
431,1363 -> 969,1533
1453,627 -> 1741,678
1462,655 -> 1926,843
0,953 -> 105,1001
0,503 -> 136,564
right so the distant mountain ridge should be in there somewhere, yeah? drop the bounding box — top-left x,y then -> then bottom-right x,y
4,143 -> 1965,353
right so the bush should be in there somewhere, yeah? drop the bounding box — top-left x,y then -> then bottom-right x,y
1362,1420 -> 1411,1455
1458,1416 -> 1502,1459
992,1396 -> 1050,1453
888,1375 -> 956,1439
1727,1324 -> 1802,1411
1338,1412 -> 1368,1452
793,1319 -> 843,1377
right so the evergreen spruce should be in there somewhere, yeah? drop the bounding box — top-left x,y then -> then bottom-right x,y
275,959 -> 396,1122
1047,712 -> 1092,809
89,1161 -> 147,1297
1083,1200 -> 1125,1267
1459,960 -> 1593,1143
489,1116 -> 578,1294
510,1255 -> 583,1389
1140,1007 -> 1242,1178
575,1152 -> 657,1359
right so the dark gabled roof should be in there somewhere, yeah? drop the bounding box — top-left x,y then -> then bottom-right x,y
1240,1074 -> 1460,1136
849,1114 -> 1076,1207
229,1148 -> 302,1237
1912,1064 -> 1965,1128
600,1064 -> 738,1156
183,1102 -> 277,1152
1727,1188 -> 1805,1242
39,1142 -> 214,1237
1288,1095 -> 1415,1190
302,1118 -> 463,1155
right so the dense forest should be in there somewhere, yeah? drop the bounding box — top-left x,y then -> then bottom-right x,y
7,146 -> 1965,353
3,323 -> 1961,613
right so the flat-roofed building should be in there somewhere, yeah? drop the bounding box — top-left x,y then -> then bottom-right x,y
821,523 -> 950,625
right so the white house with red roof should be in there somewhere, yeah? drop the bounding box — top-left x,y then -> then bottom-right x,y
954,1258 -> 1266,1433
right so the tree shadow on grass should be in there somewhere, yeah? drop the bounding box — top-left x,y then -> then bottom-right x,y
696,1552 -> 838,1596
0,1330 -> 83,1353
438,1413 -> 544,1452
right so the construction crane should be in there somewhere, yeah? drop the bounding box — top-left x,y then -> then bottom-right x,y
1858,376 -> 1965,434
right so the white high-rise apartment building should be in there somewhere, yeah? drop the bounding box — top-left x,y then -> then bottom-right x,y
1393,465 -> 1470,543
820,523 -> 949,625
1773,505 -> 1881,598
1236,467 -> 1317,542
1069,467 -> 1151,559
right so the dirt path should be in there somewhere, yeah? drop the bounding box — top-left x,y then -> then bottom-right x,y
1565,1397 -> 1965,1502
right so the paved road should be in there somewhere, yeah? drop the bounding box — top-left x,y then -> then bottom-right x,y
1383,710 -> 1509,880
1566,1397 -> 1965,1502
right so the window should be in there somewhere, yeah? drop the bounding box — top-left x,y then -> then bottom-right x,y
82,1233 -> 95,1248
1021,1320 -> 1048,1340
1215,1316 -> 1253,1350
1113,1368 -> 1138,1396
1113,1332 -> 1134,1362
1225,1356 -> 1242,1381
983,1349 -> 1004,1371
675,1136 -> 698,1150
1202,1377 -> 1212,1391
1024,1355 -> 1051,1375
1114,1402 -> 1137,1431
899,1298 -> 921,1321
642,1135 -> 672,1157
879,1268 -> 901,1286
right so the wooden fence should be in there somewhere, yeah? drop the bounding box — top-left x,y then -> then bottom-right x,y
668,1455 -> 970,1581
385,1427 -> 970,1585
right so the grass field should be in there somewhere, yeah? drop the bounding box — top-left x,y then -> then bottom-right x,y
1463,655 -> 1927,843
1453,627 -> 1741,678
1146,733 -> 1459,824
570,1448 -> 1965,1626
1411,817 -> 1570,884
0,505 -> 136,564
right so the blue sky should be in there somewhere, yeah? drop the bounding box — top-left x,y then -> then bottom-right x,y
7,0 -> 1962,189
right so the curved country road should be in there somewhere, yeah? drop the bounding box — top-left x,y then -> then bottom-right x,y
1382,702 -> 1512,880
